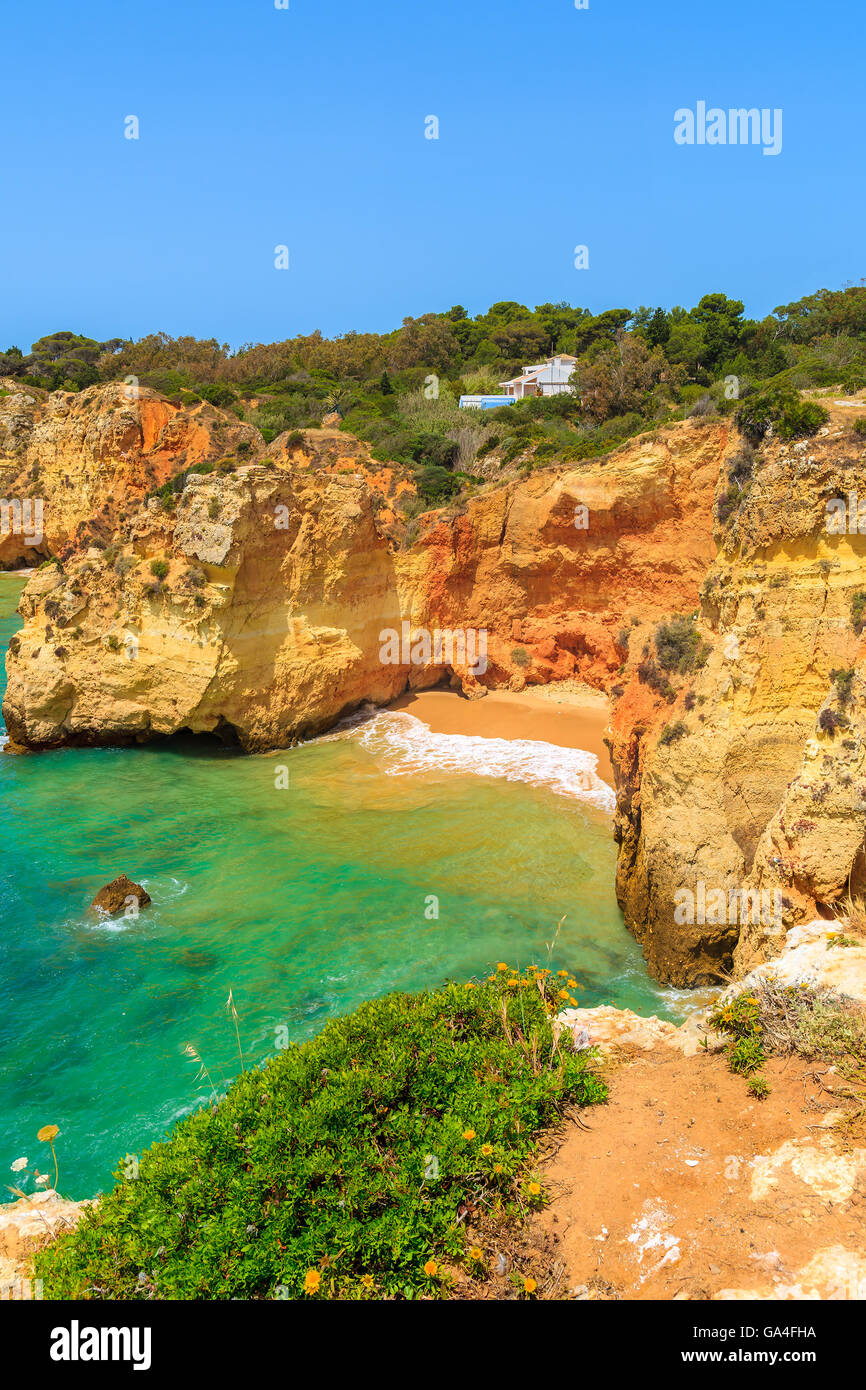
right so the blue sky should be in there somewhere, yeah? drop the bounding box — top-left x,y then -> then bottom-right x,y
2,0 -> 862,350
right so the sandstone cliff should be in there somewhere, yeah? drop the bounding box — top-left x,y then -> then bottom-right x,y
3,468 -> 408,750
0,380 -> 260,568
2,409 -> 725,751
608,398 -> 866,985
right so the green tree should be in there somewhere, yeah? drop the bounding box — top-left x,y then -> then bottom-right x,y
646,307 -> 671,348
692,293 -> 746,370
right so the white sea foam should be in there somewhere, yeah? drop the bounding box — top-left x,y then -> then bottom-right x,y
341,710 -> 615,812
85,911 -> 137,934
161,877 -> 189,902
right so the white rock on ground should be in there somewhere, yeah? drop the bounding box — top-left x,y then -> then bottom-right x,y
723,918 -> 866,1005
0,1190 -> 89,1298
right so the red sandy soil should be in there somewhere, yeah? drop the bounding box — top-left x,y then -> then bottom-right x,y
531,1048 -> 866,1300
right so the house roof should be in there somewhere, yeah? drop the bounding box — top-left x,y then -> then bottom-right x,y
499,354 -> 578,389
500,355 -> 575,389
499,370 -> 542,387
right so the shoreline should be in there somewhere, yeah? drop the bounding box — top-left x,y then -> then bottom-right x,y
389,683 -> 614,783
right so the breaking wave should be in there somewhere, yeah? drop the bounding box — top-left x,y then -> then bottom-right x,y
334,709 -> 615,812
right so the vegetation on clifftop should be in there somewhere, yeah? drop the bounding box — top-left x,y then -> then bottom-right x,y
35,967 -> 604,1300
711,963 -> 866,1105
4,284 -> 865,505
735,387 -> 829,443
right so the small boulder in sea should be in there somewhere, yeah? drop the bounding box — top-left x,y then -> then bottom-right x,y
90,875 -> 152,915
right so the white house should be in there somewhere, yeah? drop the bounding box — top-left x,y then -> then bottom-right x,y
499,354 -> 578,400
458,354 -> 579,409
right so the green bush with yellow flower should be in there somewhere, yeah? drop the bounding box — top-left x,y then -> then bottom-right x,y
709,991 -> 766,1076
35,965 -> 604,1300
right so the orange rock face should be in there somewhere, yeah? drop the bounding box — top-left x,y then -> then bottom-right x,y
3,410 -> 727,754
409,418 -> 729,694
0,381 -> 259,568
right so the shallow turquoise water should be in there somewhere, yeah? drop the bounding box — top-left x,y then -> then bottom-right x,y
0,574 -> 680,1199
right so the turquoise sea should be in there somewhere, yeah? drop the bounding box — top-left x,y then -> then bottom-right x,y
0,573 -> 686,1200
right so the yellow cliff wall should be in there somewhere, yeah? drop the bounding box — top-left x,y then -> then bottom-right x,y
608,400 -> 866,985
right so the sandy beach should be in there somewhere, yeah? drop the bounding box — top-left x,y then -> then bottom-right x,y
389,682 -> 614,783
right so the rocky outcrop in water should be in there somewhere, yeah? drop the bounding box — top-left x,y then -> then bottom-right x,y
91,876 -> 151,914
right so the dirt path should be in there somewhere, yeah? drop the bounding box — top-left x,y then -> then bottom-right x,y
534,1047 -> 866,1300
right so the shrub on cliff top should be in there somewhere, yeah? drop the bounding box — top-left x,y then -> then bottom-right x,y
716,482 -> 744,525
414,463 -> 459,504
710,991 -> 767,1091
736,388 -> 828,443
727,443 -> 755,493
34,970 -> 604,1301
713,978 -> 866,1088
716,445 -> 762,526
818,707 -> 846,734
196,382 -> 237,409
146,462 -> 216,510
